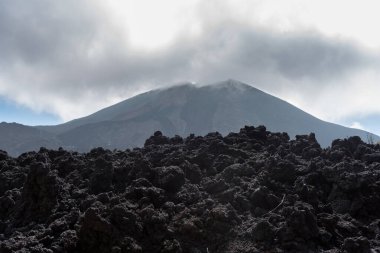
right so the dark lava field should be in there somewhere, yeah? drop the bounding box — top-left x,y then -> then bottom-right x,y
1,126 -> 380,253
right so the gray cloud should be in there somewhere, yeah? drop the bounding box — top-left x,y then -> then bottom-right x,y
0,0 -> 378,121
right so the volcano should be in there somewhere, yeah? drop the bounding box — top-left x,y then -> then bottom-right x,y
1,79 -> 378,156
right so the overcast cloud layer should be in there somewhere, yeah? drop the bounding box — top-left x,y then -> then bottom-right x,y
0,0 -> 379,133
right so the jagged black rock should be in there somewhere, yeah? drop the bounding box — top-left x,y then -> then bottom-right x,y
1,126 -> 380,252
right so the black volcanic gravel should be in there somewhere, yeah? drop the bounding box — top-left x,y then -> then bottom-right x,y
1,126 -> 380,252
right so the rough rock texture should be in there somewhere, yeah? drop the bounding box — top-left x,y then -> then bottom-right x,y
1,126 -> 380,252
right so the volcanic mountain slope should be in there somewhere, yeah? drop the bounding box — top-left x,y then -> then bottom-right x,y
1,126 -> 380,252
40,79 -> 378,150
1,79 -> 378,156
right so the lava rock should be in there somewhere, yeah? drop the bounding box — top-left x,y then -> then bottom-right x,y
1,127 -> 380,252
154,166 -> 185,193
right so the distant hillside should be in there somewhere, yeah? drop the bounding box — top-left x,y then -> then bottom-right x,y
0,122 -> 61,155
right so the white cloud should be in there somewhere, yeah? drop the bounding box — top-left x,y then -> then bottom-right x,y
285,68 -> 380,124
350,121 -> 365,130
204,0 -> 380,49
103,0 -> 202,50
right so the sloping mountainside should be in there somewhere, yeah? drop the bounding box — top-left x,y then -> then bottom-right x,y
0,122 -> 61,155
40,79 -> 379,150
1,79 -> 379,156
1,126 -> 380,252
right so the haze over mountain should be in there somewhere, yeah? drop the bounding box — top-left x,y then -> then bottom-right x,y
0,80 -> 378,156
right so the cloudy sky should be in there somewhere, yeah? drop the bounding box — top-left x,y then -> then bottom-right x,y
0,0 -> 380,134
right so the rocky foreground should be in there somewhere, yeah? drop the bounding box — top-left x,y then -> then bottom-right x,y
1,126 -> 380,253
